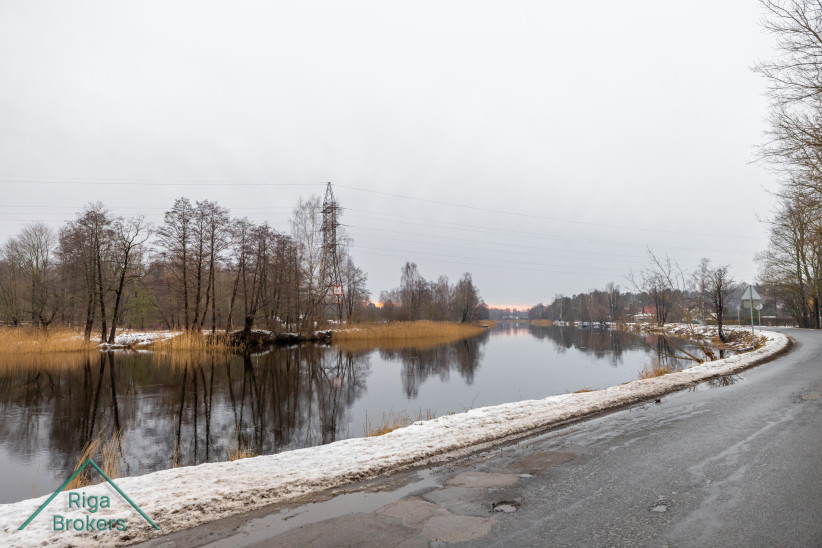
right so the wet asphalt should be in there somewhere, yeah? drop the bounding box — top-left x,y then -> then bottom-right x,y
138,327 -> 822,547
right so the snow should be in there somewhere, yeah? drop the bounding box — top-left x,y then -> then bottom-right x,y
0,328 -> 790,547
98,330 -> 182,349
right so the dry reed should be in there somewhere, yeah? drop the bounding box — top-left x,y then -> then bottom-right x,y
364,410 -> 437,437
530,319 -> 553,327
66,429 -> 123,489
334,337 -> 474,354
0,351 -> 96,374
149,331 -> 233,352
638,360 -> 676,379
333,321 -> 486,343
0,327 -> 95,354
226,438 -> 256,461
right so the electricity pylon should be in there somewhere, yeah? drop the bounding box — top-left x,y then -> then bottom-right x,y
319,182 -> 343,321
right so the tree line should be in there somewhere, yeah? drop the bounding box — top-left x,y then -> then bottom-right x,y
755,0 -> 822,328
0,196 -> 370,340
530,253 -> 751,342
378,262 -> 485,323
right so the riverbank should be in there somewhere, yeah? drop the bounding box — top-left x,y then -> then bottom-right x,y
329,320 -> 492,351
330,320 -> 492,341
0,320 -> 490,354
0,329 -> 790,547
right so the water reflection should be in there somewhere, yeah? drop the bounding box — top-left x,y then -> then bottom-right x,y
0,347 -> 375,499
372,332 -> 488,398
0,325 -> 725,503
523,324 -> 711,370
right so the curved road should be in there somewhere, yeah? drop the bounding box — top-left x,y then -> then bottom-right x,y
142,328 -> 822,547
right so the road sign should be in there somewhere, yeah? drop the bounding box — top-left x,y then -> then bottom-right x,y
332,285 -> 343,296
740,284 -> 760,348
740,285 -> 761,309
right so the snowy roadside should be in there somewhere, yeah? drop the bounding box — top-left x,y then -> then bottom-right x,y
0,329 -> 790,547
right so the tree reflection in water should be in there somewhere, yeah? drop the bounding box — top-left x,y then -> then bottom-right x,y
373,331 -> 489,398
527,324 -> 718,370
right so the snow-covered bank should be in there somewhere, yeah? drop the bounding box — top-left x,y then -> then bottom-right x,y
98,330 -> 182,349
0,329 -> 791,547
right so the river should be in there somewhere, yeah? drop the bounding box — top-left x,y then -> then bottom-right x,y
0,323 -> 719,503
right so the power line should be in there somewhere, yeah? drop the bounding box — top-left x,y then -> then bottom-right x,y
342,217 -> 759,255
0,177 -> 760,240
345,231 -> 749,267
0,179 -> 324,187
335,184 -> 760,240
348,244 -> 630,273
350,249 -> 614,278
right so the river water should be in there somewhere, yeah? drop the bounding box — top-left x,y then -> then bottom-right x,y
0,323 -> 717,503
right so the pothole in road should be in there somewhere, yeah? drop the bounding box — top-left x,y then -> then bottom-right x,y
800,385 -> 822,400
492,500 -> 521,513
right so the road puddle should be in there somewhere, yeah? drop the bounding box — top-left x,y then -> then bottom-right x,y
201,470 -> 440,546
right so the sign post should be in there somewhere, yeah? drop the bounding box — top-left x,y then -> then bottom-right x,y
740,285 -> 761,350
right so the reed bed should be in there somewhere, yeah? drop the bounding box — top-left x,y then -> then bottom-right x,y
334,336 -> 477,354
148,330 -> 234,352
364,410 -> 437,437
0,351 -> 99,374
332,320 -> 488,343
530,319 -> 553,327
0,327 -> 95,354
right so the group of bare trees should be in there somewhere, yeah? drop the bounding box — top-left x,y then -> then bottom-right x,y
531,254 -> 739,340
0,196 -> 371,340
755,0 -> 822,328
378,262 -> 484,323
629,253 -> 738,341
531,283 -> 630,325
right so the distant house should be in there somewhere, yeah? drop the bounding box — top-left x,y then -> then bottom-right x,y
630,307 -> 655,322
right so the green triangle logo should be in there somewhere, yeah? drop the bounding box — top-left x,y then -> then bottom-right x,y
19,459 -> 160,531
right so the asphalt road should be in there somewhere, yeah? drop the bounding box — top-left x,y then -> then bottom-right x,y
141,327 -> 822,547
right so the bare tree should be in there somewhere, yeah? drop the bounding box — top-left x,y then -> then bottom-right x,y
453,272 -> 481,323
157,198 -> 195,330
704,262 -> 737,342
290,197 -> 323,331
340,253 -> 368,323
196,201 -> 230,333
107,217 -> 150,343
225,217 -> 253,334
0,238 -> 25,325
17,222 -> 58,327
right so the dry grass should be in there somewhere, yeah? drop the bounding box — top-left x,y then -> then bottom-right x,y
573,387 -> 594,393
718,329 -> 768,350
226,438 -> 256,461
149,330 -> 234,352
0,351 -> 96,374
639,360 -> 676,379
364,410 -> 437,437
66,429 -> 123,489
333,321 -> 486,342
0,326 -> 95,354
530,319 -> 553,327
333,321 -> 489,352
334,337 -> 472,353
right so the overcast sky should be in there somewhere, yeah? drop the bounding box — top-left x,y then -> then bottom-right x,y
0,1 -> 779,307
